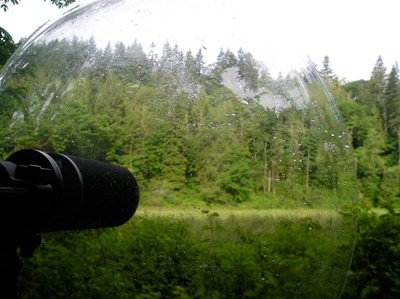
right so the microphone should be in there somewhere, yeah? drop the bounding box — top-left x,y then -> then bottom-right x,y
0,149 -> 140,234
0,148 -> 139,294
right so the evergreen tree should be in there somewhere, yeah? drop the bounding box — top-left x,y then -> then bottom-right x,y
384,63 -> 400,164
195,49 -> 205,78
369,56 -> 388,133
237,48 -> 259,92
92,42 -> 113,81
320,56 -> 336,82
148,42 -> 158,69
0,26 -> 16,69
369,56 -> 387,96
216,48 -> 237,70
355,107 -> 386,203
111,41 -> 127,77
87,36 -> 97,56
162,121 -> 188,191
125,40 -> 151,83
221,145 -> 253,202
184,49 -> 196,78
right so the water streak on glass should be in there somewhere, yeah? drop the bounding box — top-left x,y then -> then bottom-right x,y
0,0 -> 357,297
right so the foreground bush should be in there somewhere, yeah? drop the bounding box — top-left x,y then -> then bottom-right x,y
342,206 -> 400,299
18,213 -> 350,298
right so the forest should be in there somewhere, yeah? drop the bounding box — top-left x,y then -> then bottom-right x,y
0,34 -> 399,298
0,37 -> 356,207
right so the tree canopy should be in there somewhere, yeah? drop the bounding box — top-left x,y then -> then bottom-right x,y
0,26 -> 16,68
0,0 -> 77,70
1,0 -> 76,11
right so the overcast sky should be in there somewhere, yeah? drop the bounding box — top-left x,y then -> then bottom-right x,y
1,0 -> 399,82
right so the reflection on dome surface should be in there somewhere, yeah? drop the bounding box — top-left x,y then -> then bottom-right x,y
0,0 -> 357,297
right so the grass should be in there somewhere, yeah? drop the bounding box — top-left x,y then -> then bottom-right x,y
133,205 -> 348,247
134,204 -> 347,224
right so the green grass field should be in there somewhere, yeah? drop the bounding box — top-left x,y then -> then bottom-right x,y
135,206 -> 340,220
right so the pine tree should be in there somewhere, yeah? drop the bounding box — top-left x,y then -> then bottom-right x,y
355,107 -> 386,203
369,56 -> 387,95
0,26 -> 16,69
195,49 -> 205,78
184,49 -> 196,77
369,56 -> 388,133
112,41 -> 127,77
125,40 -> 151,83
384,63 -> 400,164
237,48 -> 259,92
162,122 -> 188,191
147,42 -> 158,72
93,42 -> 113,80
320,56 -> 335,82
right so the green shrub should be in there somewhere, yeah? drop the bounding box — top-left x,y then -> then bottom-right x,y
343,206 -> 400,299
18,212 -> 351,298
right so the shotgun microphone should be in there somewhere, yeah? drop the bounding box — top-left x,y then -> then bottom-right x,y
0,149 -> 140,234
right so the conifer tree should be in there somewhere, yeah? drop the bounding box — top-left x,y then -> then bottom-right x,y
369,56 -> 387,95
369,56 -> 388,132
0,27 -> 16,69
355,107 -> 386,203
195,49 -> 205,78
237,48 -> 259,92
384,63 -> 400,164
320,56 -> 335,82
184,49 -> 196,76
93,42 -> 113,80
111,41 -> 126,77
125,40 -> 151,83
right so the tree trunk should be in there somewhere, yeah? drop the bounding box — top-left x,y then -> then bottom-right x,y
272,164 -> 276,196
306,145 -> 310,196
268,170 -> 271,193
355,155 -> 358,181
263,140 -> 268,197
240,122 -> 244,147
262,174 -> 266,197
254,139 -> 257,160
381,98 -> 388,135
141,103 -> 148,136
398,130 -> 400,166
185,112 -> 189,137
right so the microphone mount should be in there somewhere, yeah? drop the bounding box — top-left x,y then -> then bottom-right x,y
0,149 -> 139,298
1,150 -> 64,258
0,149 -> 63,298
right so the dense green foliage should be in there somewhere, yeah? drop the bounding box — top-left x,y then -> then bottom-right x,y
18,212 -> 354,298
343,205 -> 400,299
326,57 -> 400,208
0,38 -> 355,211
321,57 -> 400,298
0,26 -> 23,69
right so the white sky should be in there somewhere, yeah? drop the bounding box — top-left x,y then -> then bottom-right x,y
1,0 -> 399,82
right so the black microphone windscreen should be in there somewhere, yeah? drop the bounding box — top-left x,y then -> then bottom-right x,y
44,154 -> 139,232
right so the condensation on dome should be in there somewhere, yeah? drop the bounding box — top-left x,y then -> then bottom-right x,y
0,0 -> 357,297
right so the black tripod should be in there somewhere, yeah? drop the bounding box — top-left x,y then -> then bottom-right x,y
0,234 -> 42,298
0,150 -> 54,298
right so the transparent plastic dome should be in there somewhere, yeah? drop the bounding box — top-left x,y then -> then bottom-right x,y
1,0 -> 357,297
